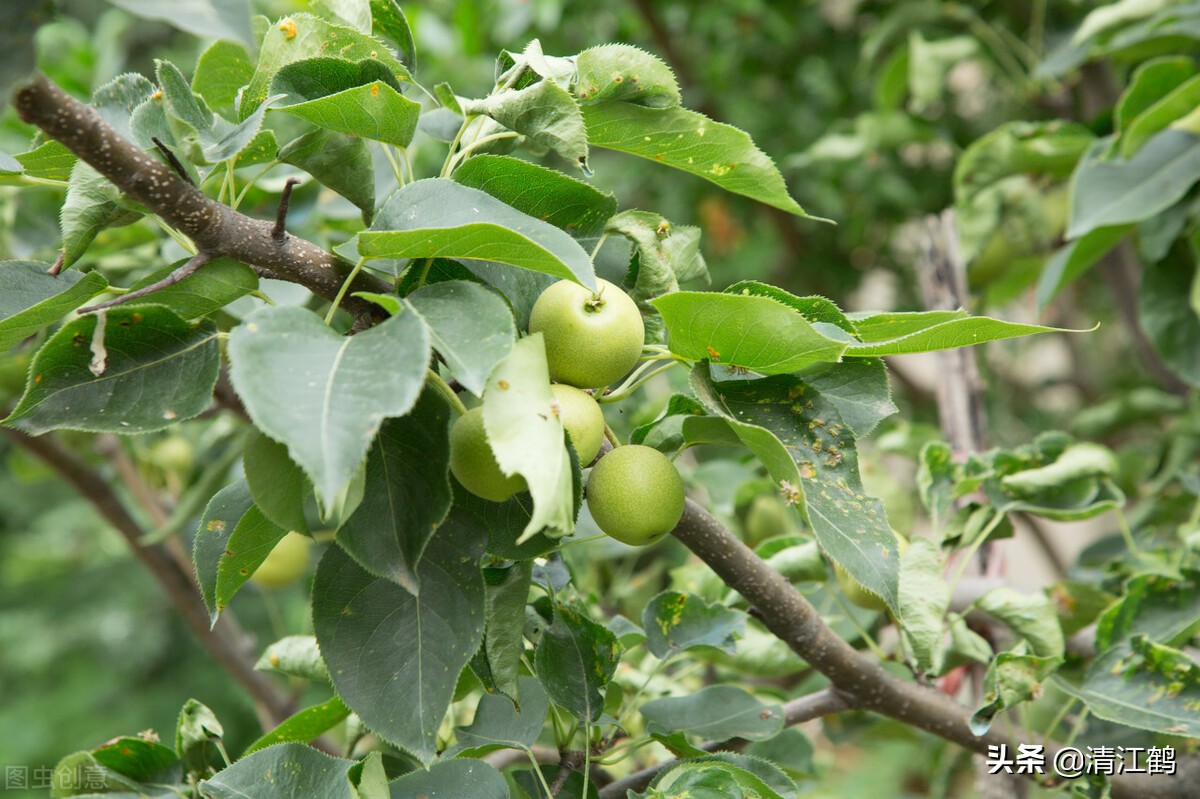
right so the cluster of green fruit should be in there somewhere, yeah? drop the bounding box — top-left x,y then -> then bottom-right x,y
450,279 -> 686,546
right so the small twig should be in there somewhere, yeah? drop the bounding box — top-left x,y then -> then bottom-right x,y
151,136 -> 195,186
273,178 -> 302,241
81,252 -> 212,313
48,250 -> 65,276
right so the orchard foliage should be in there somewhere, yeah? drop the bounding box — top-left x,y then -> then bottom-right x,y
1,1 -> 1199,798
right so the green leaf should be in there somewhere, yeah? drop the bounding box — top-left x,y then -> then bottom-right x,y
609,210 -> 708,337
451,676 -> 549,757
1035,226 -> 1129,311
466,78 -> 589,171
898,538 -> 949,675
13,140 -> 76,182
482,335 -> 575,542
359,179 -> 597,290
653,292 -> 848,373
243,697 -> 350,756
1069,130 -> 1200,238
255,635 -> 331,683
0,2 -> 54,102
583,102 -> 816,218
336,389 -> 453,593
61,163 -> 143,269
1139,257 -> 1200,386
244,432 -> 311,533
215,506 -> 289,615
192,480 -> 253,621
1122,74 -> 1200,157
0,262 -> 108,350
127,257 -> 257,320
452,154 -> 616,237
969,645 -> 1062,735
692,368 -> 902,615
848,310 -> 964,341
271,57 -> 420,147
92,736 -> 180,783
651,753 -> 794,799
1095,571 -> 1200,652
642,590 -> 746,660
803,359 -> 897,439
279,128 -> 375,222
1056,636 -> 1200,738
408,280 -> 516,396
312,514 -> 485,763
369,0 -> 416,69
388,759 -> 508,799
177,698 -> 224,774
199,743 -> 356,798
845,313 -> 1073,357
976,587 -> 1065,660
227,305 -> 430,502
4,305 -> 219,434
107,0 -> 253,48
534,603 -> 619,722
192,40 -> 255,115
456,488 -> 560,560
641,685 -> 784,742
241,13 -> 410,119
471,561 -> 534,701
575,44 -> 681,108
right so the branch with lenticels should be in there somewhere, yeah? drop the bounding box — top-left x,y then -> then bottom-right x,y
12,73 -> 390,326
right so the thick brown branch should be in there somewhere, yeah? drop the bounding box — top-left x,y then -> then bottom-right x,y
667,498 -> 1195,799
2,428 -> 292,729
14,73 -> 388,324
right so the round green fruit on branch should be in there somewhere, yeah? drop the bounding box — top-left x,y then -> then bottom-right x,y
449,406 -> 527,502
251,531 -> 312,589
586,444 -> 685,546
528,278 -> 645,389
551,383 -> 605,464
833,530 -> 908,611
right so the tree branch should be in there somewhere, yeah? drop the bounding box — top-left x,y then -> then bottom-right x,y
2,428 -> 293,730
13,73 -> 389,325
666,497 -> 1195,799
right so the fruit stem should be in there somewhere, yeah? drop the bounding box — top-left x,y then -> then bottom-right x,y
324,257 -> 368,326
599,360 -> 680,403
426,368 -> 468,416
604,424 -> 621,449
589,233 -> 609,261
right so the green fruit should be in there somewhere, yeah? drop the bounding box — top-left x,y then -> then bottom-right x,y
529,278 -> 644,389
449,406 -> 526,502
744,494 -> 791,546
833,530 -> 908,611
586,445 -> 684,545
551,383 -> 605,464
251,531 -> 311,589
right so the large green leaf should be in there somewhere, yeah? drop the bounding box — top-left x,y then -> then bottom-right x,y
369,0 -> 416,69
641,686 -> 784,742
408,280 -> 516,396
653,292 -> 849,373
1096,571 -> 1200,651
255,635 -> 330,683
61,162 -> 143,269
482,335 -> 576,542
271,57 -> 420,147
241,12 -> 410,119
1140,257 -> 1200,386
583,102 -> 815,218
3,305 -> 219,434
388,759 -> 508,799
106,0 -> 253,49
642,591 -> 746,660
199,743 -> 356,798
845,312 -> 1072,357
534,603 -> 619,722
0,261 -> 108,350
244,432 -> 311,533
970,645 -> 1062,735
1056,636 -> 1200,738
1035,226 -> 1129,311
192,40 -> 254,115
575,43 -> 681,108
227,305 -> 430,502
898,537 -> 949,675
692,368 -> 902,615
451,676 -> 549,757
312,513 -> 485,763
452,154 -> 616,237
455,488 -> 561,560
1068,129 -> 1200,238
335,389 -> 453,594
243,697 -> 350,756
976,587 -> 1065,659
471,560 -> 534,700
803,359 -> 896,439
358,179 -> 597,290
